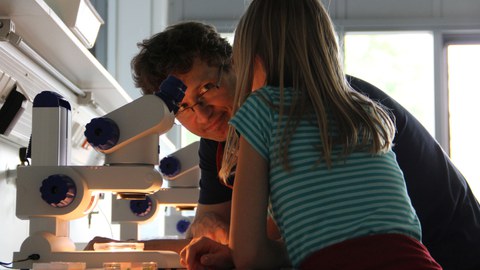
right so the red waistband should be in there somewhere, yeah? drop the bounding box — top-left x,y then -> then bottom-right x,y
299,233 -> 442,270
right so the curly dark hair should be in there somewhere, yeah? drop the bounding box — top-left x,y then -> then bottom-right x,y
131,21 -> 233,95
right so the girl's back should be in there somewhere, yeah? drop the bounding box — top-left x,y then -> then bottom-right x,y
230,86 -> 421,266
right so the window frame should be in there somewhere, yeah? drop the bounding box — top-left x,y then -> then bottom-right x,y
441,33 -> 480,154
337,23 -> 480,153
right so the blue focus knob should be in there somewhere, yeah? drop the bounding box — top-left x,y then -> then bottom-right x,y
129,196 -> 153,217
176,219 -> 191,234
40,174 -> 76,208
84,117 -> 120,151
159,156 -> 181,177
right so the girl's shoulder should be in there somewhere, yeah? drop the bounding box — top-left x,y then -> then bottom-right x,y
252,85 -> 277,95
252,85 -> 294,102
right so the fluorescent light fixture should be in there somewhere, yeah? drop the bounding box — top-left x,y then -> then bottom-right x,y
71,0 -> 104,48
45,0 -> 104,49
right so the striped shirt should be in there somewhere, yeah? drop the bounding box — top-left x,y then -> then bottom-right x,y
230,86 -> 421,267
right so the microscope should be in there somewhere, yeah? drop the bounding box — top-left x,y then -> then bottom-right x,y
13,76 -> 197,269
111,140 -> 200,241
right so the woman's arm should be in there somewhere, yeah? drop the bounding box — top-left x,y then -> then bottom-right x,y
186,201 -> 231,244
229,137 -> 289,269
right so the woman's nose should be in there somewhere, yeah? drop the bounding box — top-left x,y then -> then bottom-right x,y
194,104 -> 213,124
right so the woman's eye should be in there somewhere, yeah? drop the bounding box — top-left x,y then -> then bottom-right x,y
202,83 -> 216,92
178,103 -> 189,110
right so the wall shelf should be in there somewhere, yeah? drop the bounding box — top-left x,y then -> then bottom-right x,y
0,0 -> 131,112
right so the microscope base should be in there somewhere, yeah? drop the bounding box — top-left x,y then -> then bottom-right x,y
13,232 -> 183,269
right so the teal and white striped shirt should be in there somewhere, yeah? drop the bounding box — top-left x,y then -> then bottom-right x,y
230,86 -> 421,267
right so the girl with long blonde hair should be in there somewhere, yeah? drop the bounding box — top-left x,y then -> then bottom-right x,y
186,0 -> 443,269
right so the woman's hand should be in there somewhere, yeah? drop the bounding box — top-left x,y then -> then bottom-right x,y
180,237 -> 234,270
187,212 -> 229,245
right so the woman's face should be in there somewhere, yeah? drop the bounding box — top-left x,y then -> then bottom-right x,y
174,58 -> 236,142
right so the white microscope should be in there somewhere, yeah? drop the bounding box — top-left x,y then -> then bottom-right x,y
111,140 -> 200,242
13,76 -> 198,269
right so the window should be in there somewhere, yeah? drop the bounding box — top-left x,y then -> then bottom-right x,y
344,32 -> 435,136
447,43 -> 480,198
344,31 -> 479,199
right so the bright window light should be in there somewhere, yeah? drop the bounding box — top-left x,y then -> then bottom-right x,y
344,32 -> 435,136
447,44 -> 480,198
72,0 -> 104,48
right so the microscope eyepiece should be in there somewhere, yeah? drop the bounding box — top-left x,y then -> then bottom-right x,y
155,75 -> 187,114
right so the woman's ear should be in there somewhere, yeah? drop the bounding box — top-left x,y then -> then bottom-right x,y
252,56 -> 266,91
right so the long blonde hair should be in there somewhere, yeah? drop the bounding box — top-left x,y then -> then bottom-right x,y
219,0 -> 395,183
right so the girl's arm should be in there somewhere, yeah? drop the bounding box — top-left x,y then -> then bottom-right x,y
229,136 -> 290,269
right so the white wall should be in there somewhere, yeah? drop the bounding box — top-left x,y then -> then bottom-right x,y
0,138 -> 29,263
107,0 -> 170,99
